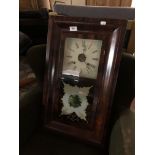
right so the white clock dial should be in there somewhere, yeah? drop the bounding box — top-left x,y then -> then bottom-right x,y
62,38 -> 102,79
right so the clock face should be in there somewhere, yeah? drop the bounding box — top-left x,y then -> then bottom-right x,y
62,38 -> 102,79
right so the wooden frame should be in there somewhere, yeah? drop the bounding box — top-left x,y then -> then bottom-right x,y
43,15 -> 127,146
127,20 -> 135,54
86,0 -> 132,6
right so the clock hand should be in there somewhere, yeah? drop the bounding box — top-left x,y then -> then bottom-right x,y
84,61 -> 87,65
80,69 -> 82,74
67,61 -> 76,65
86,66 -> 90,73
73,66 -> 77,70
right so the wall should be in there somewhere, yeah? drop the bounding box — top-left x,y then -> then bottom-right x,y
51,0 -> 85,5
20,0 -> 50,10
86,0 -> 132,6
20,0 -> 132,11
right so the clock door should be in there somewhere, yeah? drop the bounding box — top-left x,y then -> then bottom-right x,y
43,15 -> 127,145
62,37 -> 103,79
57,34 -> 108,129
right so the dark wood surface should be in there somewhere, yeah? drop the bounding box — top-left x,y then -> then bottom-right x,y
43,15 -> 127,148
19,10 -> 49,45
20,18 -> 48,45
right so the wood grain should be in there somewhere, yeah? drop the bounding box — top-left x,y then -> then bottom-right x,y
43,15 -> 127,148
127,21 -> 135,54
86,0 -> 132,6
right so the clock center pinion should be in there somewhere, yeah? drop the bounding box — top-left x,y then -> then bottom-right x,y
78,53 -> 86,62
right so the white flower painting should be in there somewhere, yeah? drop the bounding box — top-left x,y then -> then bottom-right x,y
61,83 -> 92,121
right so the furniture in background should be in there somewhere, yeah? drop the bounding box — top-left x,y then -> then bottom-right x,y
53,4 -> 135,54
19,0 -> 132,11
20,5 -> 135,54
19,0 -> 51,11
19,31 -> 38,102
86,0 -> 132,6
19,31 -> 32,55
19,9 -> 49,46
54,4 -> 135,20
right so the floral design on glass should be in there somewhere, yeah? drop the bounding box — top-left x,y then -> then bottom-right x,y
69,95 -> 82,108
61,82 -> 92,121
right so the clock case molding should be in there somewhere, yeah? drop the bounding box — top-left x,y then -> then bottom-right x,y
43,15 -> 127,145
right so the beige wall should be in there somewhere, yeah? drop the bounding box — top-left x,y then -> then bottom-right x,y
72,0 -> 85,5
51,0 -> 85,5
86,0 -> 132,6
20,0 -> 51,10
20,0 -> 132,11
20,0 -> 86,11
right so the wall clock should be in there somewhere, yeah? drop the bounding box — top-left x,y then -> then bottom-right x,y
43,15 -> 127,146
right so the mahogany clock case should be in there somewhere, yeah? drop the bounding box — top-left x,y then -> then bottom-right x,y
43,15 -> 127,145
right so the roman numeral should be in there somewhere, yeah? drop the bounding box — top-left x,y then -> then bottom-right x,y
82,40 -> 86,50
75,42 -> 79,48
88,41 -> 93,49
92,50 -> 98,53
66,55 -> 72,58
92,58 -> 99,61
68,48 -> 74,52
87,63 -> 96,69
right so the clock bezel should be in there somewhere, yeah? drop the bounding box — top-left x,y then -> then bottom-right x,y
43,15 -> 127,145
60,32 -> 108,80
62,37 -> 104,79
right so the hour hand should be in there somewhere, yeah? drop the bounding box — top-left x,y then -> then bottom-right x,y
67,61 -> 76,65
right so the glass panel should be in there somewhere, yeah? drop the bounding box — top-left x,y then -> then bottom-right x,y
62,38 -> 102,79
60,37 -> 102,122
61,82 -> 92,121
